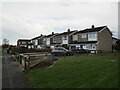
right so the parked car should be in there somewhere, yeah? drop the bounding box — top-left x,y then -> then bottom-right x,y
51,47 -> 74,56
72,47 -> 90,53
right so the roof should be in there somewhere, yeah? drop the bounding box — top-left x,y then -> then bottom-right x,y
112,37 -> 119,40
45,33 -> 58,38
45,34 -> 54,38
73,26 -> 111,35
31,35 -> 45,40
69,41 -> 98,44
17,39 -> 31,41
55,30 -> 77,36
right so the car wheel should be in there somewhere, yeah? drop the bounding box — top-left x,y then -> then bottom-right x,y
54,54 -> 57,56
66,52 -> 71,56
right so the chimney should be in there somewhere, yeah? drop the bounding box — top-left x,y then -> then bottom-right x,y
52,32 -> 54,35
91,25 -> 95,29
67,28 -> 70,32
41,34 -> 42,36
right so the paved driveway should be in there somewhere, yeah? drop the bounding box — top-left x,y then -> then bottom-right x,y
2,50 -> 30,88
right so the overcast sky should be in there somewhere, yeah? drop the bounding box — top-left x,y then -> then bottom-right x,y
0,0 -> 119,45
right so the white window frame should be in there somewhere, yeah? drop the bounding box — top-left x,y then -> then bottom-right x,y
73,35 -> 78,41
21,41 -> 26,44
64,36 -> 67,40
88,33 -> 97,41
81,34 -> 87,38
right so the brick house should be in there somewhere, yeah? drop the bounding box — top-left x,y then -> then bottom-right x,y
70,25 -> 112,52
17,39 -> 31,48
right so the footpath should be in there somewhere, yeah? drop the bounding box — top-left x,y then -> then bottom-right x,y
2,50 -> 31,88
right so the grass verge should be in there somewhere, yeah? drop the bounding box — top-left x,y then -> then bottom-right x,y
25,53 -> 118,88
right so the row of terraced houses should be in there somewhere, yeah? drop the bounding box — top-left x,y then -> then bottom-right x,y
17,25 -> 113,52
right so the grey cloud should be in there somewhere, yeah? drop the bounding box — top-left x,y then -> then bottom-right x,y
1,1 -> 118,45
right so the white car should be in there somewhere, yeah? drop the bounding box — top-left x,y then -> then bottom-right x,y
51,47 -> 74,56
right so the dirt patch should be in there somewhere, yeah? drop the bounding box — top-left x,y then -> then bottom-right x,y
30,58 -> 58,70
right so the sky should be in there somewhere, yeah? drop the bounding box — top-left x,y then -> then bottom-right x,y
0,0 -> 119,45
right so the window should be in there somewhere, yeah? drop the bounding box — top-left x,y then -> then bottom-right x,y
73,35 -> 78,41
22,41 -> 26,44
86,44 -> 92,50
89,34 -> 95,39
64,36 -> 67,40
81,34 -> 87,38
88,33 -> 97,41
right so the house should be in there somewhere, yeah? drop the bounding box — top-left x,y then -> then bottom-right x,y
70,25 -> 112,52
29,34 -> 45,49
112,37 -> 120,50
44,32 -> 59,48
52,29 -> 78,49
17,39 -> 31,48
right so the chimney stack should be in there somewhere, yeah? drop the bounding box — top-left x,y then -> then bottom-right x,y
52,32 -> 54,35
41,34 -> 42,36
67,28 -> 70,32
91,25 -> 95,29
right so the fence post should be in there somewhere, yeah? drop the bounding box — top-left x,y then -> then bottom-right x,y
27,55 -> 30,70
24,57 -> 27,71
20,55 -> 22,64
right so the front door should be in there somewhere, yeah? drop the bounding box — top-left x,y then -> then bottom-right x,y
80,45 -> 83,49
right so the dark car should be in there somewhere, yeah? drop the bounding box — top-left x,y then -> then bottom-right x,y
72,47 -> 89,53
51,47 -> 74,56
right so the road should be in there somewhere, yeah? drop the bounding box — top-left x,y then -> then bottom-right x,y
2,50 -> 31,88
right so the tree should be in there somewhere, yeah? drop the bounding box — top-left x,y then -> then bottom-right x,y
116,40 -> 120,51
2,39 -> 9,49
2,39 -> 9,45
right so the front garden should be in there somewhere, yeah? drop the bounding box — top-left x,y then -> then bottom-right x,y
25,53 -> 118,88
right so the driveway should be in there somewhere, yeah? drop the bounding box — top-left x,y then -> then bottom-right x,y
2,50 -> 31,88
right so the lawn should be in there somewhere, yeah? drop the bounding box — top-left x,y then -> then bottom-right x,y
25,53 -> 118,88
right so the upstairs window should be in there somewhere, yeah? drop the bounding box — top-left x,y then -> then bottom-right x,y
89,34 -> 95,39
81,34 -> 87,38
22,41 -> 26,44
73,35 -> 78,41
64,36 -> 67,40
88,33 -> 97,41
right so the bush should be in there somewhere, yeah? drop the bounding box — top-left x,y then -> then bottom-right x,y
10,47 -> 52,54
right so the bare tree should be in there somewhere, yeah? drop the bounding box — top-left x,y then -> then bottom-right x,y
2,39 -> 9,45
2,39 -> 9,49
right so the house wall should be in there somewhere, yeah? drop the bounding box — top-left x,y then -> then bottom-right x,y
38,38 -> 42,45
68,35 -> 73,44
97,28 -> 112,51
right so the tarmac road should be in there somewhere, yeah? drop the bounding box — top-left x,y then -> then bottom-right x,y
2,50 -> 30,88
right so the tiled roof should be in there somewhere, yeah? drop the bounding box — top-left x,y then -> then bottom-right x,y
31,35 -> 45,40
69,41 -> 98,44
55,30 -> 77,36
45,33 -> 59,38
45,34 -> 54,38
112,37 -> 119,40
18,39 -> 31,41
73,26 -> 108,35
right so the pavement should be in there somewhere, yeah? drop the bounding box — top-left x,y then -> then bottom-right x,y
2,50 -> 31,88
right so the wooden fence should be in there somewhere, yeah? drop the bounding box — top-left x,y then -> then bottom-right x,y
13,52 -> 51,71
